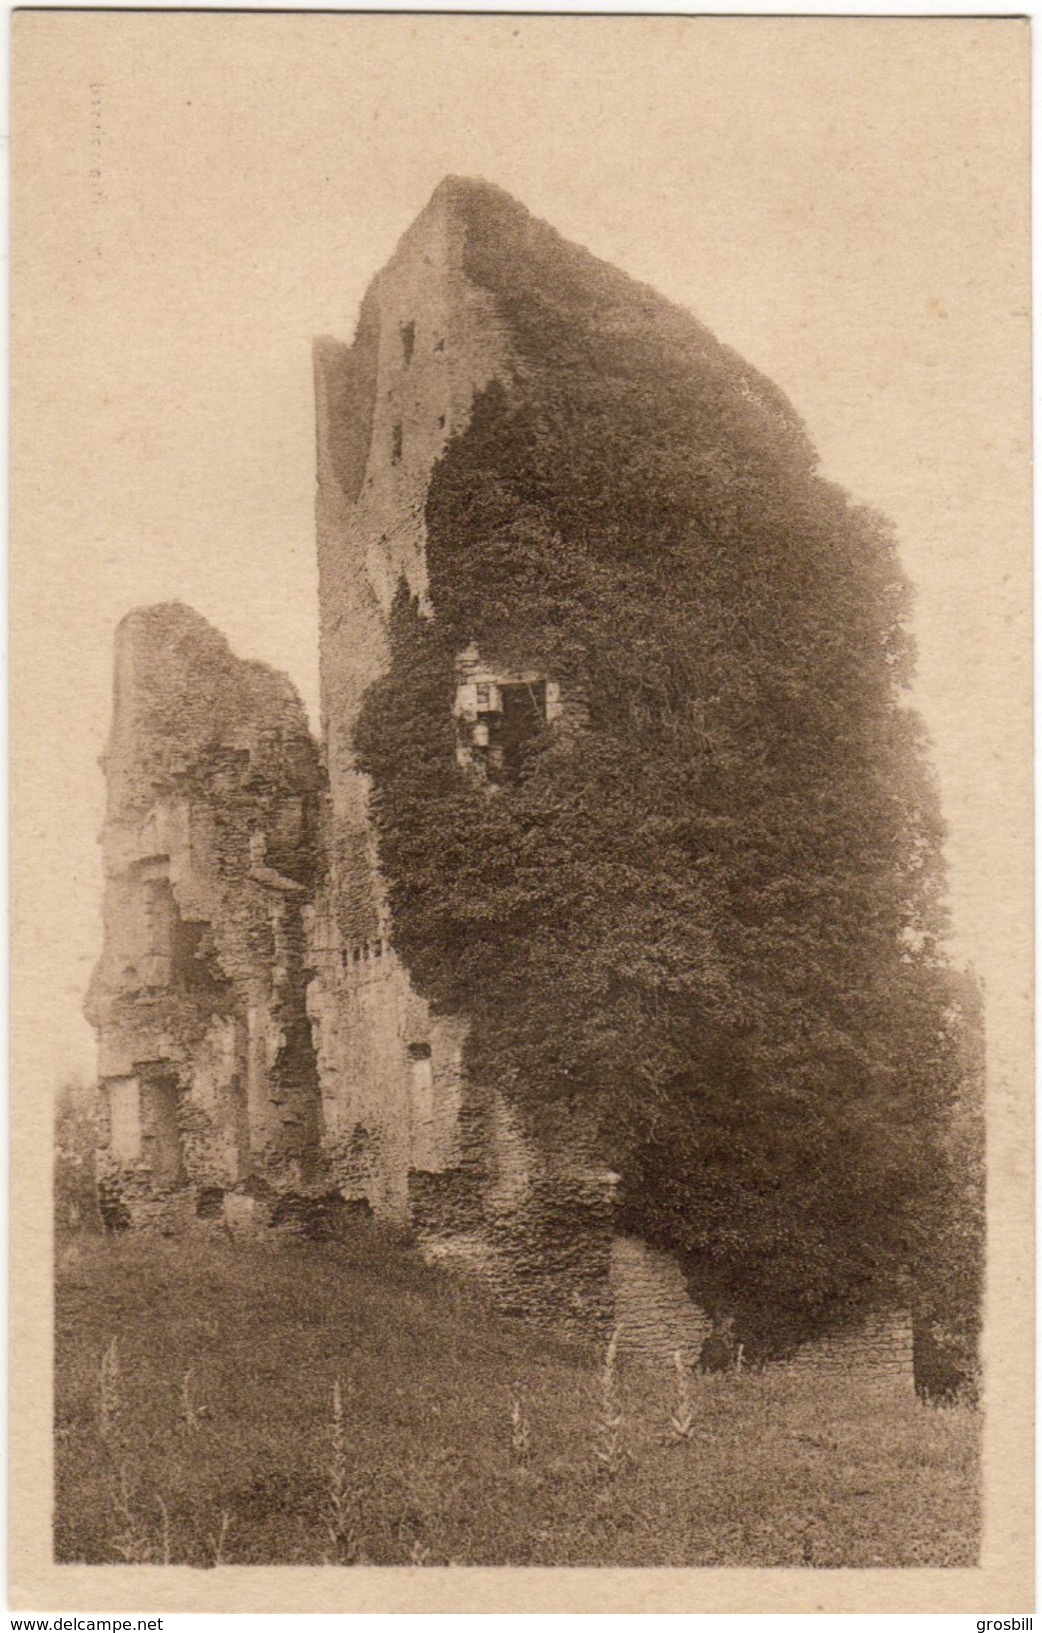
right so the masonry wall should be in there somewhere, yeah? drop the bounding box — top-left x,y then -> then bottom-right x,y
610,1237 -> 913,1378
310,180 -> 516,1224
86,603 -> 323,1230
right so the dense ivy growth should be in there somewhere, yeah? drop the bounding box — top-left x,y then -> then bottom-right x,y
355,187 -> 970,1355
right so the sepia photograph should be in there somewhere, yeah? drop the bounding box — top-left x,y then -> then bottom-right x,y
10,11 -> 1032,1613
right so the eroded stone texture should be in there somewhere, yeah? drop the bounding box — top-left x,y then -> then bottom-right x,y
86,603 -> 323,1229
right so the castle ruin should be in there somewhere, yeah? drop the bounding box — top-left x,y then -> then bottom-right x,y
86,178 -> 914,1378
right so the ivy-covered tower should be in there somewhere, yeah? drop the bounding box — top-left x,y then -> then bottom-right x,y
308,176 -> 933,1375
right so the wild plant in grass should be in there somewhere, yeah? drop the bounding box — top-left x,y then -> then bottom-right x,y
97,1336 -> 173,1562
323,1378 -> 364,1565
208,1509 -> 233,1567
110,1468 -> 150,1563
509,1387 -> 532,1473
178,1367 -> 211,1433
593,1325 -> 626,1481
668,1348 -> 695,1443
158,1498 -> 172,1566
110,1468 -> 172,1565
98,1336 -> 121,1441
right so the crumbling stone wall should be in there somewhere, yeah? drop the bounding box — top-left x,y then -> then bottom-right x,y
610,1237 -> 913,1378
309,179 -> 517,1224
86,603 -> 323,1229
411,1091 -> 617,1338
611,1237 -> 712,1365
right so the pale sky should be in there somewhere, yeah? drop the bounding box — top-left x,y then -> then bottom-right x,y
12,14 -> 1030,1088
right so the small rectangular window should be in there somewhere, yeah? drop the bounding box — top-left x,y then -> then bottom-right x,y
108,1077 -> 141,1162
495,682 -> 547,782
141,1078 -> 185,1186
409,1048 -> 434,1125
391,423 -> 403,464
401,321 -> 416,366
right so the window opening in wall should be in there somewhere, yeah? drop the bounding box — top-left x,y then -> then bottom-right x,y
108,1077 -> 141,1163
229,1070 -> 250,1179
401,320 -> 416,366
437,415 -> 446,429
454,661 -> 557,786
141,877 -> 177,986
433,338 -> 445,353
140,1076 -> 185,1187
497,682 -> 548,781
374,939 -> 383,958
407,1043 -> 434,1126
391,423 -> 403,464
139,875 -> 211,992
196,1186 -> 224,1219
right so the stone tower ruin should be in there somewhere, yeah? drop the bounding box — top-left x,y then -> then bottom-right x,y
85,603 -> 323,1230
87,178 -> 914,1377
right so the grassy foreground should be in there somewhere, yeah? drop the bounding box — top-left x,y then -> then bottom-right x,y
55,1228 -> 979,1568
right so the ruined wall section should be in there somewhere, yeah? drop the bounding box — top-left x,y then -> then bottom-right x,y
86,603 -> 323,1227
310,180 -> 511,1218
412,1094 -> 618,1338
610,1238 -> 913,1379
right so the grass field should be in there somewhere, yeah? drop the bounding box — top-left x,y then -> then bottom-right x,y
55,1227 -> 980,1568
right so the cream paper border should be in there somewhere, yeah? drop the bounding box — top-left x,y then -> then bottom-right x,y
10,10 -> 1033,1612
